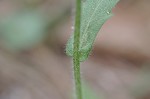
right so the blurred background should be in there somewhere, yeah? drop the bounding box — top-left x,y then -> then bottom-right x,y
0,0 -> 150,99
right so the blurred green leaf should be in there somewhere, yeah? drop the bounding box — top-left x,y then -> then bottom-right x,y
0,11 -> 46,50
66,0 -> 119,61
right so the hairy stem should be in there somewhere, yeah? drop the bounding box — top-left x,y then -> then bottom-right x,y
73,0 -> 82,99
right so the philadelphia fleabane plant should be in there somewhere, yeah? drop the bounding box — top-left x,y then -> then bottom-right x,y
66,0 -> 119,99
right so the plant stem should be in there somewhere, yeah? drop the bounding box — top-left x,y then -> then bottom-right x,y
73,0 -> 82,99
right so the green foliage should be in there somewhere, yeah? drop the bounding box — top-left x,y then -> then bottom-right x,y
0,11 -> 46,50
66,0 -> 119,61
66,0 -> 119,99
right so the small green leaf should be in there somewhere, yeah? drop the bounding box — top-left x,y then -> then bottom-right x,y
66,0 -> 119,61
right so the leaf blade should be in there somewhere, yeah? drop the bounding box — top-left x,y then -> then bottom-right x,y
66,0 -> 119,61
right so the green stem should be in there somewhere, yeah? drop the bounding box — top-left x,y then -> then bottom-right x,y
73,0 -> 82,99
